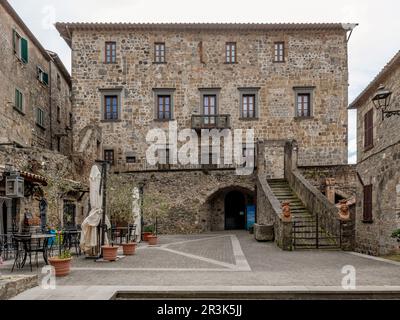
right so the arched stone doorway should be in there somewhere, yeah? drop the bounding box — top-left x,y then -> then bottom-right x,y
205,186 -> 255,231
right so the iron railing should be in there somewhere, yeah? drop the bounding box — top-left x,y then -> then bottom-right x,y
191,114 -> 231,130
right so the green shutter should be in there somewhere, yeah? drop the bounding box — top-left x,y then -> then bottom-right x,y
12,29 -> 16,53
43,72 -> 49,85
20,37 -> 28,63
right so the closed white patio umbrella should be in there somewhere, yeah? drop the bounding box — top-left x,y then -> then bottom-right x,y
132,187 -> 141,243
80,165 -> 111,255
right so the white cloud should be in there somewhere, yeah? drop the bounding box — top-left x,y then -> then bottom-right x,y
8,0 -> 400,164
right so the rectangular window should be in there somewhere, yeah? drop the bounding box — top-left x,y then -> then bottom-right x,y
363,184 -> 373,222
126,156 -> 136,164
36,107 -> 45,128
104,149 -> 114,165
56,136 -> 61,152
364,109 -> 374,150
69,113 -> 73,128
203,95 -> 217,125
57,73 -> 61,90
154,43 -> 166,63
242,94 -> 256,118
274,42 -> 285,62
13,30 -> 28,63
225,42 -> 236,63
56,106 -> 61,123
157,95 -> 171,120
104,95 -> 119,120
297,93 -> 311,117
105,42 -> 116,64
14,88 -> 23,112
37,67 -> 48,85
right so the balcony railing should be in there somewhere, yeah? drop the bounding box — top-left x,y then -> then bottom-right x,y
191,114 -> 231,130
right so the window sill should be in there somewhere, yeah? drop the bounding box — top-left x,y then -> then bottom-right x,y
154,118 -> 174,122
239,117 -> 259,121
362,220 -> 374,224
153,62 -> 167,65
36,123 -> 46,130
224,62 -> 238,65
294,116 -> 314,121
14,54 -> 27,65
104,62 -> 118,65
100,119 -> 122,123
273,60 -> 286,63
364,145 -> 374,152
13,106 -> 25,115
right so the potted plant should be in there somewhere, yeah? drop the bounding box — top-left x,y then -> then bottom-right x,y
101,242 -> 119,261
143,225 -> 154,242
391,229 -> 400,247
141,193 -> 171,246
48,231 -> 72,277
107,175 -> 136,256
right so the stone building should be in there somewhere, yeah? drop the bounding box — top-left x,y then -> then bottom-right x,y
55,22 -> 357,236
0,1 -> 85,236
349,50 -> 400,256
0,0 -> 72,155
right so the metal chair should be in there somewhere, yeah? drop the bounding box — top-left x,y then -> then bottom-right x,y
127,224 -> 137,242
11,234 -> 33,272
63,230 -> 81,256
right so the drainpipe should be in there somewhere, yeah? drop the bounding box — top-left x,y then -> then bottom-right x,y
48,58 -> 53,150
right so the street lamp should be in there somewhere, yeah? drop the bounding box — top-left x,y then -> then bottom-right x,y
372,85 -> 399,120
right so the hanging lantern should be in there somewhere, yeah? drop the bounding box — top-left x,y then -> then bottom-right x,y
5,172 -> 24,198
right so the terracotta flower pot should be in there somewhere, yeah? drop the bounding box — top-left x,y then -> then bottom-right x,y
147,235 -> 158,246
122,242 -> 137,255
102,245 -> 119,261
48,257 -> 72,277
143,232 -> 152,241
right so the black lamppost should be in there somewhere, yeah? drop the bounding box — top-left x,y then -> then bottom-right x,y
95,160 -> 109,258
372,85 -> 399,120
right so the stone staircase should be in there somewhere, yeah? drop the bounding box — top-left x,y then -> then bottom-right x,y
267,179 -> 339,249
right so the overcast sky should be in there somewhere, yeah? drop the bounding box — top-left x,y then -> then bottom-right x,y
8,0 -> 400,163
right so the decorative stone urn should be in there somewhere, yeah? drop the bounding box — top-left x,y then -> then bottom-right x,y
281,202 -> 292,222
338,200 -> 350,221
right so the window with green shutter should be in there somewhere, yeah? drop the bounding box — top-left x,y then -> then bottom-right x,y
37,67 -> 49,85
13,29 -> 28,64
36,107 -> 45,128
14,88 -> 23,112
20,37 -> 28,63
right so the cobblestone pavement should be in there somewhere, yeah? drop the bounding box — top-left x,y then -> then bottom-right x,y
3,231 -> 400,299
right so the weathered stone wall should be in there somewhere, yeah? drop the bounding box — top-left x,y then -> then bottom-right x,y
112,170 -> 255,234
49,58 -> 73,156
70,27 -> 349,170
355,61 -> 400,256
299,164 -> 357,197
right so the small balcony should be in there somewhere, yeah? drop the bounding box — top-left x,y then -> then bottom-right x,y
191,114 -> 231,130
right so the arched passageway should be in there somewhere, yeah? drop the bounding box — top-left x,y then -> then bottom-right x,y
205,186 -> 255,231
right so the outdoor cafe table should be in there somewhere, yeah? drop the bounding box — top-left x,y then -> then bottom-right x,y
26,234 -> 55,265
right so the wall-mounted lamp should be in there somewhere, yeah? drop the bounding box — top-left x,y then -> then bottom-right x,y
372,85 -> 399,120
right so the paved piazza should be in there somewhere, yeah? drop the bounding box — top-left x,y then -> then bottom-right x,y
2,231 -> 400,299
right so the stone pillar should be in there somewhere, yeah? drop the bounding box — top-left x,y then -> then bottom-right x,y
281,221 -> 293,251
325,178 -> 336,204
257,140 -> 265,174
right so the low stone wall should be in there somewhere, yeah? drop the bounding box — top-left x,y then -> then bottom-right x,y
0,275 -> 38,300
298,164 -> 357,197
257,173 -> 292,250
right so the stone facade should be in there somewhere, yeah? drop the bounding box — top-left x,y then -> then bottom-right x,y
0,1 -> 72,155
349,50 -> 400,256
55,22 -> 355,233
56,23 -> 351,170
